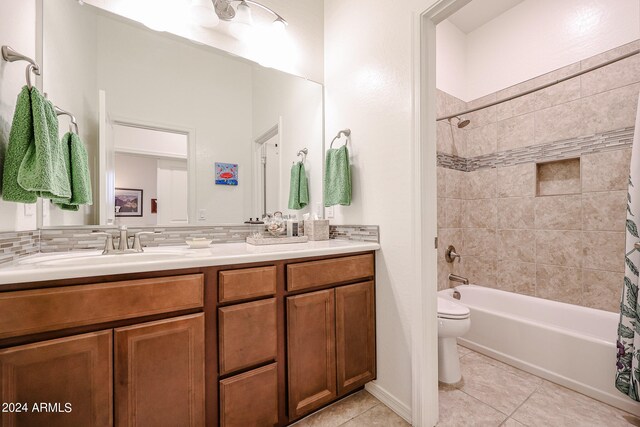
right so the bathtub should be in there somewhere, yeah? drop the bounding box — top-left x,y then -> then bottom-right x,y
439,285 -> 640,416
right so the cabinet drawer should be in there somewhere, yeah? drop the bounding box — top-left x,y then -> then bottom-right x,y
287,254 -> 374,292
219,363 -> 278,427
219,266 -> 276,303
218,298 -> 277,375
0,274 -> 204,339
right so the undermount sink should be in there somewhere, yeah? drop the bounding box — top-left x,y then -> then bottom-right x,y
19,250 -> 183,267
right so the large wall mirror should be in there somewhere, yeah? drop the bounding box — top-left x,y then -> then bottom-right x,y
40,0 -> 323,227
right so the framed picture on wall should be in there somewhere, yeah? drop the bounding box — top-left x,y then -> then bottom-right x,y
115,188 -> 143,217
215,162 -> 238,186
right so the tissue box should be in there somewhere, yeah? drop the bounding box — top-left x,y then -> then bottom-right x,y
304,220 -> 330,241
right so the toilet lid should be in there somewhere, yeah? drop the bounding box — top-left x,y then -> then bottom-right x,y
437,297 -> 470,319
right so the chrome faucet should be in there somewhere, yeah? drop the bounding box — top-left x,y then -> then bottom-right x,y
117,225 -> 129,251
92,226 -> 159,254
448,274 -> 469,285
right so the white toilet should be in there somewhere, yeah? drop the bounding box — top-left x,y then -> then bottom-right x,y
437,296 -> 471,384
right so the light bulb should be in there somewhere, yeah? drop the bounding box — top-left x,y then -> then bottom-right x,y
271,18 -> 286,35
234,1 -> 254,26
190,0 -> 220,28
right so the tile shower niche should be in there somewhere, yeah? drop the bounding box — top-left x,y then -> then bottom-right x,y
536,158 -> 581,196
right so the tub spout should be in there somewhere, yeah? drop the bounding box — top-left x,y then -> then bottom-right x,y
449,274 -> 469,285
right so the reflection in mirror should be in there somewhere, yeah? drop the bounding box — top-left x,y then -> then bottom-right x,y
41,0 -> 323,227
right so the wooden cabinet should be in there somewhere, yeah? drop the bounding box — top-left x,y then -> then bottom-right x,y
219,266 -> 276,303
115,314 -> 205,427
0,251 -> 376,427
0,274 -> 205,427
287,281 -> 376,420
287,254 -> 374,292
0,331 -> 112,427
287,289 -> 337,419
336,281 -> 376,394
219,363 -> 278,427
218,298 -> 277,375
0,274 -> 203,340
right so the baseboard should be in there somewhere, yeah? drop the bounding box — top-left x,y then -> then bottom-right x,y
365,381 -> 412,424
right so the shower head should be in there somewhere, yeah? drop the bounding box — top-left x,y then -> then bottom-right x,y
449,116 -> 470,129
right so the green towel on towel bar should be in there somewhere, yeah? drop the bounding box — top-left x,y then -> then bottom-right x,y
53,132 -> 93,211
1,86 -> 38,203
288,161 -> 309,210
324,145 -> 351,207
1,86 -> 71,203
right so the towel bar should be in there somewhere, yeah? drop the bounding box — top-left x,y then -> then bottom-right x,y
330,129 -> 351,149
55,106 -> 79,134
1,46 -> 41,89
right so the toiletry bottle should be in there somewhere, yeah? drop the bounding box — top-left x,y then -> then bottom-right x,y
287,217 -> 294,237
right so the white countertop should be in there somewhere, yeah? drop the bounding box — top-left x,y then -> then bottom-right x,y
0,240 -> 380,285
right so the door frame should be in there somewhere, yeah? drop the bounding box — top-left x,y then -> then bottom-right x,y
252,118 -> 283,217
411,1 -> 471,426
109,116 -> 197,224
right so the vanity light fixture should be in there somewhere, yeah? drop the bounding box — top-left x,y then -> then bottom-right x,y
190,0 -> 220,28
212,0 -> 288,29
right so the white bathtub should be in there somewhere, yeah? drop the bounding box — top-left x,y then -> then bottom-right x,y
439,285 -> 640,416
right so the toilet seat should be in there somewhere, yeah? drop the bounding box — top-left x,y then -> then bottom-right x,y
437,297 -> 470,320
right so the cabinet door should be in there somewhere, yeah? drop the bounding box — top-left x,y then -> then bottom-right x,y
115,314 -> 204,427
219,363 -> 278,427
336,281 -> 376,395
287,289 -> 336,419
0,331 -> 112,427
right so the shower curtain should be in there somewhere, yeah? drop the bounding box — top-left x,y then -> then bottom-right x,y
616,91 -> 640,401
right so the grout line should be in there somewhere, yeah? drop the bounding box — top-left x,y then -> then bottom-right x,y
336,403 -> 382,427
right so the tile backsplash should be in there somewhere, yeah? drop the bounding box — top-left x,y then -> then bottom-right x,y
39,225 -> 254,253
0,231 -> 40,265
0,224 -> 380,265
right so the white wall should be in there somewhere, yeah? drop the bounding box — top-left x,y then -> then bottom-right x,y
115,153 -> 157,226
252,66 -> 323,219
435,19 -> 467,101
438,0 -> 640,101
43,0 -> 99,227
113,125 -> 188,159
0,0 -> 38,232
84,0 -> 324,83
96,14 -> 254,224
325,0 -> 442,417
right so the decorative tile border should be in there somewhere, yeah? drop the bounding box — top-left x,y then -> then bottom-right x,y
38,224 -> 380,252
330,225 -> 380,243
39,225 -> 254,253
0,231 -> 40,265
436,153 -> 468,172
437,127 -> 634,172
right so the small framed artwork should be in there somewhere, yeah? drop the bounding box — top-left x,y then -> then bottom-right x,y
215,162 -> 238,186
151,198 -> 158,214
115,188 -> 143,217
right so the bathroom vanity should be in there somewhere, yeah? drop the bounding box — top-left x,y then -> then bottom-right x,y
0,242 -> 378,426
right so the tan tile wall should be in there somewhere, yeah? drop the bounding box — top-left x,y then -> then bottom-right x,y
437,40 -> 640,312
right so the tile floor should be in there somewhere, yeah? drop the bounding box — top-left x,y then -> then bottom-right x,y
442,346 -> 640,427
293,390 -> 409,426
294,345 -> 640,426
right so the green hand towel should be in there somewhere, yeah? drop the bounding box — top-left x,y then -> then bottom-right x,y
17,87 -> 71,200
288,161 -> 309,210
1,86 -> 38,203
324,145 -> 351,207
53,132 -> 93,211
